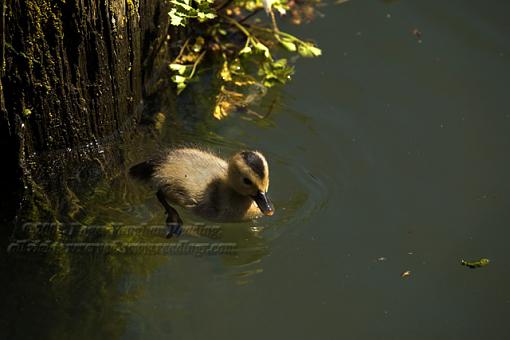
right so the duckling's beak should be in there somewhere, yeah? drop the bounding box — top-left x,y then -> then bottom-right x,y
252,191 -> 274,216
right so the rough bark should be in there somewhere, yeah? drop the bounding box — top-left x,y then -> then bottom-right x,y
0,0 -> 174,229
0,2 -> 184,337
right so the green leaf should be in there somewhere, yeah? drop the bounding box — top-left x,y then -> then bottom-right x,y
263,79 -> 276,88
169,63 -> 184,71
461,258 -> 490,269
171,75 -> 187,83
239,45 -> 252,55
171,0 -> 194,11
272,58 -> 287,68
176,82 -> 187,94
277,35 -> 297,52
259,58 -> 294,87
22,108 -> 32,117
168,9 -> 185,26
280,39 -> 296,52
197,11 -> 216,22
169,63 -> 188,75
307,45 -> 322,56
253,42 -> 271,59
220,61 -> 232,81
298,43 -> 322,57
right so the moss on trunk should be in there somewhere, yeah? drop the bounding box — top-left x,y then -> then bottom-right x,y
0,0 -> 175,229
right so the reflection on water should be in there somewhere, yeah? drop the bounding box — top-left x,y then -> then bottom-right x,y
3,0 -> 510,339
0,30 -> 329,338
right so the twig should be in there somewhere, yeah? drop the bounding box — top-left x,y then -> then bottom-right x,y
189,51 -> 206,79
268,8 -> 279,33
172,38 -> 190,63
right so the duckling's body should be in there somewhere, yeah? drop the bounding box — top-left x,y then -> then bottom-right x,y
130,148 -> 274,233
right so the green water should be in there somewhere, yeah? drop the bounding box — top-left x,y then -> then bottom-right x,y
3,1 -> 510,339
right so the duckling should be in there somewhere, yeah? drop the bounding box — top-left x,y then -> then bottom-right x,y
129,148 -> 274,237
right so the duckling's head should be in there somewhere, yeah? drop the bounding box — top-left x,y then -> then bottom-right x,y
227,150 -> 274,216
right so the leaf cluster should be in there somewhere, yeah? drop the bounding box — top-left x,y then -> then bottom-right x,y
168,0 -> 217,26
166,0 -> 322,118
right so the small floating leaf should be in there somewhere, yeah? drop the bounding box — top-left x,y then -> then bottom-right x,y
461,258 -> 490,269
401,270 -> 411,278
22,108 -> 32,117
171,0 -> 193,12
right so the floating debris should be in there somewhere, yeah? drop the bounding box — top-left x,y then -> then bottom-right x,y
377,257 -> 387,262
401,270 -> 411,278
411,28 -> 422,43
461,258 -> 490,269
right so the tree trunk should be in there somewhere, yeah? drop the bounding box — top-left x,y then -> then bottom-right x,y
0,0 -> 174,229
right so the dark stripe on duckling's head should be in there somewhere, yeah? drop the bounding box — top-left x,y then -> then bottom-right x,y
240,151 -> 265,179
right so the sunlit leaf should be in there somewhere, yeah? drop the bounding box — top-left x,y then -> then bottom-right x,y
22,108 -> 32,117
168,9 -> 185,26
401,270 -> 411,278
176,82 -> 187,94
239,45 -> 252,55
272,58 -> 287,68
171,75 -> 187,83
213,100 -> 232,120
171,0 -> 194,11
169,63 -> 188,75
253,41 -> 271,59
197,11 -> 216,22
461,258 -> 490,269
213,104 -> 224,120
307,45 -> 322,56
220,61 -> 232,81
279,39 -> 296,52
298,43 -> 322,57
233,79 -> 256,86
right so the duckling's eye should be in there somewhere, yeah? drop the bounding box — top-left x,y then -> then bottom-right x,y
243,177 -> 253,186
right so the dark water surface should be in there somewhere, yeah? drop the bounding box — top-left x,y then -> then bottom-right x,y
3,1 -> 510,339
